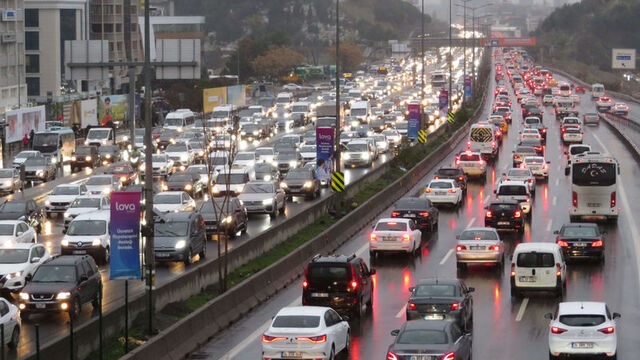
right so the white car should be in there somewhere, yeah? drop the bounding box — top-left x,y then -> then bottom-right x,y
369,218 -> 423,257
255,147 -> 276,164
455,227 -> 504,272
147,153 -> 175,178
501,167 -> 536,194
45,183 -> 88,217
372,134 -> 389,153
63,194 -> 110,228
0,243 -> 51,293
423,179 -> 463,207
233,151 -> 257,168
546,301 -> 620,359
381,129 -> 401,146
520,128 -> 542,142
282,83 -> 302,91
238,181 -> 286,218
0,297 -> 20,349
455,151 -> 487,179
562,127 -> 583,144
0,220 -> 37,245
521,156 -> 550,179
152,191 -> 196,213
164,143 -> 195,169
84,175 -> 122,195
262,306 -> 350,360
12,150 -> 42,168
299,145 -> 317,163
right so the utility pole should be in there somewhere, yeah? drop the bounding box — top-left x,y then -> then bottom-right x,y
448,0 -> 453,115
421,0 -> 425,128
124,0 -> 136,144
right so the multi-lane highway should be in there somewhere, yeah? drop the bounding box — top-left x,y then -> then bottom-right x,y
188,74 -> 640,359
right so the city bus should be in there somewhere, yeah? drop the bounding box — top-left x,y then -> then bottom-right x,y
569,153 -> 619,222
32,126 -> 76,166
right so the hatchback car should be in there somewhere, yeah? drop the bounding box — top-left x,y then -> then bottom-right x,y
154,211 -> 207,265
152,191 -> 196,213
391,197 -> 439,232
455,227 -> 504,272
261,306 -> 350,360
423,179 -> 463,207
501,167 -> 536,194
238,181 -> 286,218
433,167 -> 468,193
455,151 -> 486,180
554,223 -> 605,263
545,301 -> 620,360
369,218 -> 422,258
387,320 -> 472,360
484,199 -> 525,233
0,243 -> 51,293
405,278 -> 474,331
521,156 -> 550,180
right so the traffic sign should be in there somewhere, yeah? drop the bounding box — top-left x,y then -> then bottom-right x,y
447,112 -> 455,124
331,171 -> 345,192
418,129 -> 427,144
612,48 -> 636,70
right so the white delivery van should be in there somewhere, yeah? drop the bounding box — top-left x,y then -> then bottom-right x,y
591,83 -> 605,99
84,127 -> 115,147
468,123 -> 498,159
350,101 -> 372,123
510,242 -> 567,298
61,210 -> 111,265
163,109 -> 196,132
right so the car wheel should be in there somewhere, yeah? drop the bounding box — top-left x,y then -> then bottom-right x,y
184,248 -> 193,265
199,242 -> 207,259
344,332 -> 351,354
328,345 -> 335,360
7,325 -> 19,349
279,200 -> 286,214
69,297 -> 81,320
102,247 -> 110,265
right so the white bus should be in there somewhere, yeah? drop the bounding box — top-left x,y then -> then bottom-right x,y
32,126 -> 76,166
569,153 -> 619,222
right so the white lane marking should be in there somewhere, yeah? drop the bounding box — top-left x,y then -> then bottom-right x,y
467,218 -> 476,228
515,298 -> 529,322
555,178 -> 559,187
546,220 -> 552,232
440,249 -> 454,265
552,196 -> 557,206
395,304 -> 407,318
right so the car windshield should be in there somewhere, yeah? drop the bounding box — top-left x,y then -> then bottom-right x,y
490,203 -> 517,212
516,252 -> 555,267
347,143 -> 368,152
216,174 -> 247,184
32,265 -> 76,283
67,220 -> 106,236
0,202 -> 26,212
87,129 -> 110,139
459,154 -> 480,161
437,169 -> 461,176
272,315 -> 320,328
166,144 -> 188,152
209,157 -> 228,165
70,198 -> 100,207
0,248 -> 29,263
286,171 -> 311,180
154,194 -> 181,204
559,314 -> 606,327
255,148 -> 273,156
152,154 -> 168,162
186,167 -> 206,174
199,199 -> 236,213
0,170 -> 13,178
307,264 -> 349,283
15,152 -> 39,160
0,224 -> 14,235
276,152 -> 297,161
497,185 -> 527,195
524,158 -> 544,165
108,166 -> 131,173
395,198 -> 427,210
155,221 -> 189,237
460,229 -> 498,240
169,175 -> 192,182
165,118 -> 185,127
99,146 -> 118,154
86,177 -> 111,185
507,169 -> 530,177
244,183 -> 275,193
562,226 -> 598,237
24,158 -> 48,166
413,284 -> 457,297
396,329 -> 448,345
375,221 -> 408,231
300,145 -> 315,153
429,181 -> 453,189
236,153 -> 254,161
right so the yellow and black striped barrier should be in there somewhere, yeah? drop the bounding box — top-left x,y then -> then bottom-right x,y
331,171 -> 345,192
418,129 -> 427,144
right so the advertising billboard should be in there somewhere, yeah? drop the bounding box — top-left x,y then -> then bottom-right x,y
69,99 -> 98,128
5,106 -> 46,143
407,103 -> 420,139
98,95 -> 128,127
109,191 -> 142,280
316,127 -> 335,161
203,87 -> 228,113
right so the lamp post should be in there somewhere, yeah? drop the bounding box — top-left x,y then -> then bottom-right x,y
421,0 -> 425,127
448,0 -> 452,116
468,4 -> 492,85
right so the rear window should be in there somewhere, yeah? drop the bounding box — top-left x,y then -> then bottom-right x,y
497,185 -> 527,195
570,146 -> 590,155
516,252 -> 556,267
272,315 -> 320,328
414,284 -> 457,297
561,226 -> 598,237
559,315 -> 606,327
459,154 -> 480,161
375,221 -> 408,231
397,330 -> 448,345
489,203 -> 517,212
437,169 -> 460,176
307,265 -> 350,282
429,181 -> 453,189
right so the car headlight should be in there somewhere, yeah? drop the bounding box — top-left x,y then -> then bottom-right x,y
120,176 -> 127,183
289,161 -> 297,167
174,240 -> 187,250
262,198 -> 273,205
221,215 -> 233,224
36,170 -> 44,177
235,184 -> 245,193
64,212 -> 71,218
212,187 -> 220,194
169,138 -> 175,144
180,154 -> 188,161
185,184 -> 193,191
1,180 -> 11,187
161,184 -> 168,191
343,153 -> 351,159
61,239 -> 69,246
280,182 -> 288,189
252,131 -> 259,135
19,293 -> 29,301
51,157 -> 57,164
92,238 -> 102,246
103,188 -> 112,194
71,156 -> 77,161
45,200 -> 51,205
56,292 -> 72,300
303,181 -> 313,188
5,271 -> 22,280
85,156 -> 92,161
362,152 -> 370,159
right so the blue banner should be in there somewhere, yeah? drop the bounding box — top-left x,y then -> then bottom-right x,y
438,90 -> 449,110
464,77 -> 472,98
316,127 -> 334,161
109,192 -> 142,280
407,103 -> 420,139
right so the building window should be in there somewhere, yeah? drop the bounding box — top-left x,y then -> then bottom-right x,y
92,24 -> 102,33
26,77 -> 40,96
25,9 -> 39,27
115,23 -> 122,33
25,55 -> 40,74
104,24 -> 113,33
25,32 -> 39,51
115,5 -> 122,14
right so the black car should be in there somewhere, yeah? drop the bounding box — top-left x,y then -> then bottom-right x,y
554,222 -> 605,263
70,145 -> 100,171
164,172 -> 204,198
302,254 -> 376,318
433,167 -> 468,193
0,199 -> 45,234
23,157 -> 56,183
387,320 -> 472,360
198,197 -> 248,238
405,278 -> 474,331
484,199 -> 525,233
280,168 -> 320,200
518,138 -> 544,156
18,255 -> 102,320
154,211 -> 207,265
156,129 -> 179,151
98,145 -> 121,165
239,123 -> 264,142
391,197 -> 439,232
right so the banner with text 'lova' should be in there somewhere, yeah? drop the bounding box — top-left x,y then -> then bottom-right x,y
109,192 -> 141,280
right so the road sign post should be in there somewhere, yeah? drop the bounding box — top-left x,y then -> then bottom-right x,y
612,48 -> 636,70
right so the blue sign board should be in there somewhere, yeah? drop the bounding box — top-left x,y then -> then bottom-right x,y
464,77 -> 472,98
316,127 -> 334,161
407,103 -> 420,139
438,90 -> 449,110
109,192 -> 142,280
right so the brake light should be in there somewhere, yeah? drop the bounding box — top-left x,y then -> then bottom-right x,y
592,240 -> 604,247
466,141 -> 470,147
262,334 -> 287,343
491,141 -> 496,148
572,191 -> 578,207
386,352 -> 399,360
302,280 -> 309,288
391,211 -> 400,217
456,245 -> 466,252
551,326 -> 567,334
408,302 -> 417,310
458,176 -> 464,181
297,334 -> 327,343
434,175 -> 440,179
479,159 -> 485,165
489,245 -> 501,252
556,263 -> 562,277
418,212 -> 430,217
598,326 -> 615,334
610,192 -> 616,207
514,210 -> 522,218
486,210 -> 493,218
370,233 -> 377,242
448,188 -> 457,193
450,302 -> 461,311
402,234 -> 411,242
557,240 -> 569,247
528,178 -> 533,183
350,280 -> 358,290
510,263 -> 515,276
425,188 -> 433,193
442,351 -> 455,360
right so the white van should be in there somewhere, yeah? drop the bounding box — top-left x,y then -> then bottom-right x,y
84,127 -> 115,147
61,210 -> 111,265
559,82 -> 572,97
591,83 -> 605,99
468,123 -> 498,159
350,101 -> 371,123
164,109 -> 196,132
276,92 -> 294,109
510,242 -> 567,298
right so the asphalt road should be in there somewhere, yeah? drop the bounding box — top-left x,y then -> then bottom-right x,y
188,74 -> 640,359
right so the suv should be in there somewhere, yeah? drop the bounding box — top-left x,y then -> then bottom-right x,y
70,145 -> 100,172
154,211 -> 207,265
302,254 -> 376,318
18,255 -> 102,320
280,168 -> 321,200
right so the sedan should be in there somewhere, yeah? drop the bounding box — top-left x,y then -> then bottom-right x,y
501,167 -> 536,194
0,220 -> 37,245
391,197 -> 439,232
405,278 -> 475,331
280,168 -> 320,200
433,167 -> 468,193
611,102 -> 629,116
0,200 -> 44,234
455,227 -> 504,272
23,157 -> 56,183
0,243 -> 51,293
104,162 -> 138,186
554,222 -> 605,263
238,181 -> 286,218
521,156 -> 550,180
261,306 -> 350,360
163,172 -> 204,199
423,179 -> 463,207
561,127 -> 583,144
197,197 -> 248,238
369,218 -> 422,258
387,320 -> 472,360
85,175 -> 122,195
0,297 -> 20,349
0,168 -> 23,194
545,301 -> 619,360
152,191 -> 196,213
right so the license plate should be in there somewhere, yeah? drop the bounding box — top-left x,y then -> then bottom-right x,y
383,236 -> 396,241
35,303 -> 46,309
497,221 -> 510,225
587,203 -> 601,207
282,351 -> 302,358
155,253 -> 170,258
470,246 -> 485,250
310,292 -> 329,297
410,356 -> 430,360
572,342 -> 593,349
573,242 -> 588,247
424,314 -> 445,320
435,191 -> 446,195
72,250 -> 86,255
519,276 -> 536,282
403,213 -> 413,217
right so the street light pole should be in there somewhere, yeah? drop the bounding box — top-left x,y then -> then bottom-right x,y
421,0 -> 425,128
448,0 -> 453,115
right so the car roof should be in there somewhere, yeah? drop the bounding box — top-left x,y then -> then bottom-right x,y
558,301 -> 607,315
488,199 -> 520,206
75,194 -> 108,199
44,255 -> 94,266
401,319 -> 451,332
415,278 -> 460,286
462,226 -> 498,233
514,242 -> 560,252
155,211 -> 197,222
276,306 -> 330,317
561,222 -> 599,229
499,180 -> 528,186
0,220 -> 23,225
0,242 -> 40,250
72,210 -> 110,221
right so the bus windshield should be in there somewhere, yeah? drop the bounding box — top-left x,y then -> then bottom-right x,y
33,133 -> 58,147
571,162 -> 616,186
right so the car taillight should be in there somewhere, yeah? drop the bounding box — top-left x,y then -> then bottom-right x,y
598,326 -> 615,334
458,176 -> 464,181
448,188 -> 457,193
386,352 -> 399,360
302,280 -> 309,288
370,233 -> 377,242
442,351 -> 455,360
557,240 -> 569,247
572,191 -> 578,207
489,245 -> 501,252
510,263 -> 515,276
418,212 -> 430,217
297,334 -> 327,343
528,178 -> 533,183
514,210 -> 522,218
450,302 -> 461,310
610,192 -> 616,207
466,141 -> 470,147
391,211 -> 400,217
456,245 -> 466,252
486,210 -> 493,218
425,188 -> 433,193
434,175 -> 440,179
350,280 -> 358,290
556,263 -> 562,277
479,159 -> 485,165
408,302 -> 417,310
262,334 -> 286,343
551,326 -> 567,334
592,240 -> 603,247
402,234 -> 411,242
491,141 -> 496,148
455,159 -> 460,165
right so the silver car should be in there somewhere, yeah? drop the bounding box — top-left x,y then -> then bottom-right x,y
501,167 -> 536,194
237,181 -> 286,218
455,227 -> 504,272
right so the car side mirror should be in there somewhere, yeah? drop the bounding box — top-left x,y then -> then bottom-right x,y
612,312 -> 621,319
62,228 -> 66,234
390,329 -> 400,336
544,313 -> 553,320
31,257 -> 41,263
467,287 -> 475,293
341,315 -> 350,322
16,232 -> 23,236
80,275 -> 89,283
25,274 -> 32,282
408,286 -> 415,293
